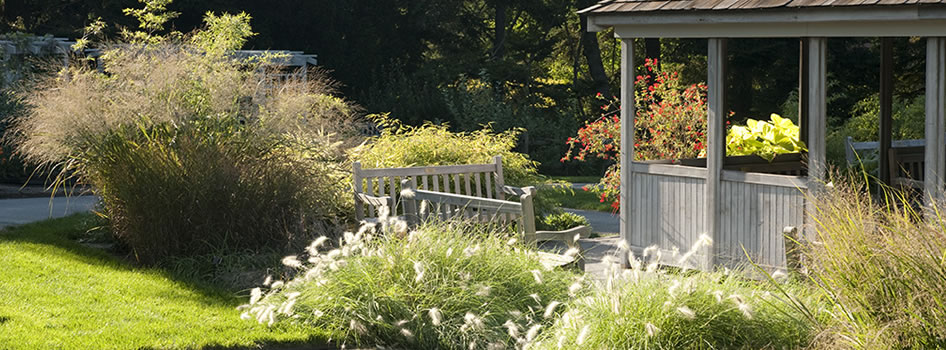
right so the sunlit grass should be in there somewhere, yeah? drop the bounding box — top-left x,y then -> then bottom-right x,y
0,214 -> 330,349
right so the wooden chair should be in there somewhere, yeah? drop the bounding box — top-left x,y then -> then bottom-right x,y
888,146 -> 925,190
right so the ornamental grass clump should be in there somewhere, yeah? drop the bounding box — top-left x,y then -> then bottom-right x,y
242,217 -> 582,349
9,12 -> 358,263
805,177 -> 946,348
532,237 -> 821,349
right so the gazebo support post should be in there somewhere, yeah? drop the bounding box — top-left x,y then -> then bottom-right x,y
799,38 -> 810,145
807,37 -> 828,243
619,38 -> 636,268
705,38 -> 727,271
808,38 -> 828,186
925,37 -> 946,208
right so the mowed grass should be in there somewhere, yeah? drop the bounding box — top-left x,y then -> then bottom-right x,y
0,214 -> 331,350
538,179 -> 614,213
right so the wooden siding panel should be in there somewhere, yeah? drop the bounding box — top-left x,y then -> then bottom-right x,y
717,179 -> 804,268
630,172 -> 706,267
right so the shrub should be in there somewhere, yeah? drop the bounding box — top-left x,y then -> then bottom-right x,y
563,59 -> 709,209
355,114 -> 541,187
804,177 -> 946,348
533,239 -> 821,349
10,13 -> 358,263
538,212 -> 589,231
242,219 -> 582,349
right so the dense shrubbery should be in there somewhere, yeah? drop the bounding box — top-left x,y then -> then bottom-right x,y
243,219 -> 581,349
355,115 -> 541,187
10,13 -> 358,263
803,178 -> 946,348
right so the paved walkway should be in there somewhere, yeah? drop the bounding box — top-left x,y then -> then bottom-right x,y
557,206 -> 622,280
0,196 -> 98,229
563,208 -> 619,235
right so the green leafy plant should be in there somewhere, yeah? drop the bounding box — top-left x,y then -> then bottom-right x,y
538,212 -> 589,231
726,113 -> 807,161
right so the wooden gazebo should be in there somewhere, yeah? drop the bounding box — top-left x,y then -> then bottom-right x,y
579,0 -> 946,270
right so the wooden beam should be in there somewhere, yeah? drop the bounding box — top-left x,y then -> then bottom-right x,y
808,37 -> 828,186
880,37 -> 894,186
620,38 -> 636,268
799,38 -> 810,145
925,37 -> 946,207
705,38 -> 727,271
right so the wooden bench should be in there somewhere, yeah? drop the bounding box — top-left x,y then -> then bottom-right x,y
353,156 -> 519,222
843,136 -> 926,189
352,156 -> 591,268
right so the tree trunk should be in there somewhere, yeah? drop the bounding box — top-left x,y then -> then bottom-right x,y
492,3 -> 506,60
579,13 -> 611,100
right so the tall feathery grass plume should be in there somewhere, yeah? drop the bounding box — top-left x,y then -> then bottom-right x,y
241,219 -> 581,349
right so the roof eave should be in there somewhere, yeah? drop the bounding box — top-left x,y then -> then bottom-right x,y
585,4 -> 946,36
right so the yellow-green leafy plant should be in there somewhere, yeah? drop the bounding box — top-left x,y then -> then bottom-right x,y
727,113 -> 807,161
355,114 -> 541,187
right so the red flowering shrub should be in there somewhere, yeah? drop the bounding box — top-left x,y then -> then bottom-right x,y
563,59 -> 709,210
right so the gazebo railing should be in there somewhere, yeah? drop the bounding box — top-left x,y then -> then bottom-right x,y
628,160 -> 807,270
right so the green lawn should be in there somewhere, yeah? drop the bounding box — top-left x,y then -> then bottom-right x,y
539,176 -> 614,212
0,214 -> 331,350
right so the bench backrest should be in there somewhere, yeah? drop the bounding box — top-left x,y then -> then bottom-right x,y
844,137 -> 927,187
353,155 -> 508,220
888,146 -> 925,188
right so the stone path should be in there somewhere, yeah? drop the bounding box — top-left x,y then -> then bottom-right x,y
0,195 -> 98,229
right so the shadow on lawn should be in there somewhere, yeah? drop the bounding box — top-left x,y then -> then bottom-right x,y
0,214 -> 268,307
140,342 -> 342,350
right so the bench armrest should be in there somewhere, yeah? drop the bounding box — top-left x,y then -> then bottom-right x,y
501,185 -> 537,198
354,192 -> 394,208
534,225 -> 592,247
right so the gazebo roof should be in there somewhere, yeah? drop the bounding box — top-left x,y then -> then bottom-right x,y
579,0 -> 945,14
580,0 -> 946,36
